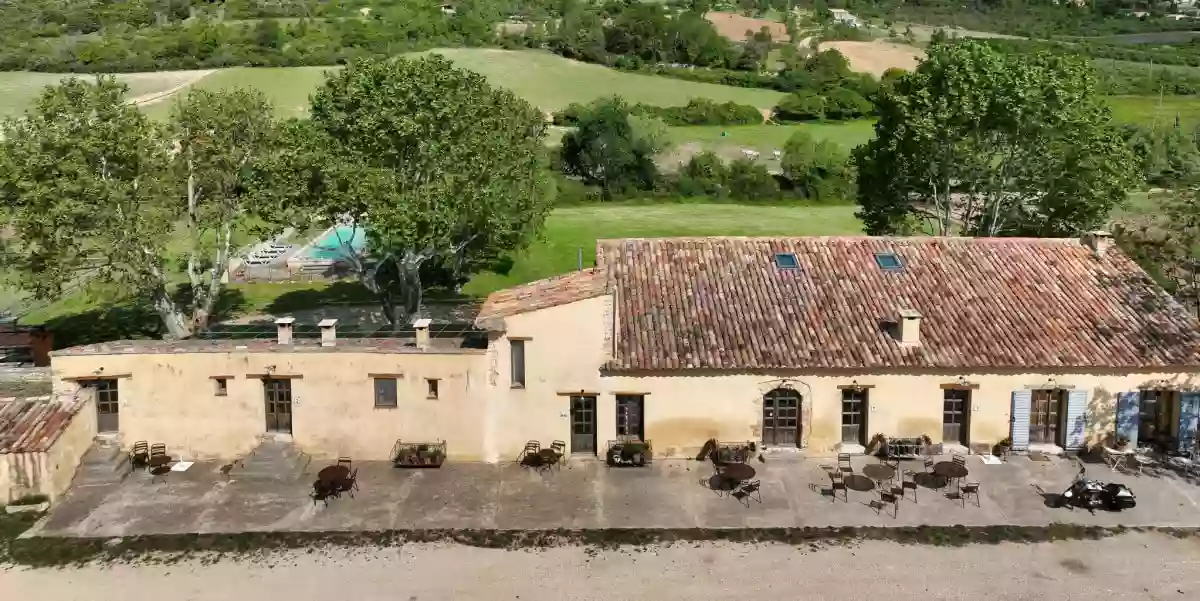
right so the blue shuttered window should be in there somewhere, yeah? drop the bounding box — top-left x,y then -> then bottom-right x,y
1116,391 -> 1140,448
1010,390 -> 1032,450
1064,389 -> 1088,451
1179,392 -> 1200,453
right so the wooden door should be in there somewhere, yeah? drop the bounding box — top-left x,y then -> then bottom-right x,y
570,395 -> 596,454
94,379 -> 120,433
942,389 -> 969,445
1029,390 -> 1059,445
762,388 -> 800,446
264,378 -> 293,433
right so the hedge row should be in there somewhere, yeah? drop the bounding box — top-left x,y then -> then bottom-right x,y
553,98 -> 764,127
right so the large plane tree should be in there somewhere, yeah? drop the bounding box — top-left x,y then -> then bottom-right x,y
251,56 -> 553,327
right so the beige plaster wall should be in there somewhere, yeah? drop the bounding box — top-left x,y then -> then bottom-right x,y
1,452 -> 42,504
51,350 -> 487,461
41,395 -> 97,502
602,369 -> 1200,456
484,295 -> 611,461
0,399 -> 94,505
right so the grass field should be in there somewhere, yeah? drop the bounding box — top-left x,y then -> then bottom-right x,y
5,49 -> 788,120
462,204 -> 862,295
1107,95 -> 1200,128
0,70 -> 211,119
19,204 -> 863,335
144,49 -> 788,119
665,121 -> 877,152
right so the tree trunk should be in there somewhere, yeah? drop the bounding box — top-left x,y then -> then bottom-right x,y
152,284 -> 192,340
194,219 -> 234,333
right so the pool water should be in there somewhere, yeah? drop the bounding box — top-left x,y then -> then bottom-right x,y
304,226 -> 367,260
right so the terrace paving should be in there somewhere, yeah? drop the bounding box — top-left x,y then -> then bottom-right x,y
30,452 -> 1200,537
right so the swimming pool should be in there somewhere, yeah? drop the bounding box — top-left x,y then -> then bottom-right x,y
302,225 -> 367,261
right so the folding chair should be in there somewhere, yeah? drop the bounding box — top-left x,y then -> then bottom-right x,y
337,456 -> 353,470
923,456 -> 935,473
150,443 -> 167,457
518,440 -> 540,465
340,468 -> 359,499
901,469 -> 919,502
735,480 -> 762,506
130,441 -> 149,471
837,453 -> 853,474
547,440 -> 567,470
960,481 -> 981,507
829,470 -> 848,503
872,489 -> 899,518
311,480 -> 333,507
952,454 -> 967,468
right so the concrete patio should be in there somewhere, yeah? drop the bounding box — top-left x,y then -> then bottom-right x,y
31,453 -> 1200,538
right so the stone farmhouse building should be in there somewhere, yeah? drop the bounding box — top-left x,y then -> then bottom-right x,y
44,234 -> 1200,466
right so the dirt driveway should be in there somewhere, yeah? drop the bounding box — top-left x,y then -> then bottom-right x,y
3,533 -> 1198,600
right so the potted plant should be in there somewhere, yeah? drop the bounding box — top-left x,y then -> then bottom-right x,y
993,437 -> 1012,457
607,440 -> 653,466
4,493 -> 50,514
392,440 -> 447,468
868,433 -> 889,457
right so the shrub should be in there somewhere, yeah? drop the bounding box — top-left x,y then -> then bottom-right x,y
633,98 -> 764,126
726,158 -> 780,201
781,130 -> 856,201
823,87 -> 874,120
774,91 -> 827,122
676,151 -> 729,197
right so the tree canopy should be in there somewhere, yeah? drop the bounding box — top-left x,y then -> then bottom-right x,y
853,40 -> 1138,237
250,55 -> 553,326
559,97 -> 658,198
0,78 -> 275,338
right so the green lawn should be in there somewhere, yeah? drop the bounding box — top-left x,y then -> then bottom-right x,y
418,49 -> 786,112
462,204 -> 863,295
0,70 -> 213,119
1107,95 -> 1200,128
665,121 -> 877,152
20,204 -> 863,341
140,66 -> 334,121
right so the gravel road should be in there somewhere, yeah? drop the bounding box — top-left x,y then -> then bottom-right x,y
3,532 -> 1199,600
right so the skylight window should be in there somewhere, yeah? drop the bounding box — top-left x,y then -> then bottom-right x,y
774,253 -> 799,270
874,252 -> 903,271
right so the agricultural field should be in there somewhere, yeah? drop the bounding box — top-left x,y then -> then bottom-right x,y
705,11 -> 788,42
659,121 -> 876,169
0,69 -> 211,118
819,40 -> 924,76
2,49 -> 787,120
1108,95 -> 1200,128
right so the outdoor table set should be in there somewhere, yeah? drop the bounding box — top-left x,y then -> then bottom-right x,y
311,457 -> 359,506
518,440 -> 565,471
129,441 -> 188,482
705,441 -> 761,505
825,452 -> 979,514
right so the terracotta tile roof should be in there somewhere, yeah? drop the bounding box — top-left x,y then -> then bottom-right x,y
599,236 -> 1200,371
0,394 -> 86,454
475,269 -> 609,326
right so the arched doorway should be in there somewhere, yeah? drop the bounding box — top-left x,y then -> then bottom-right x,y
762,388 -> 801,447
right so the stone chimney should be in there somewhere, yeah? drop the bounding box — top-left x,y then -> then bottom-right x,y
1083,230 -> 1113,257
275,317 -> 296,345
898,309 -> 922,345
318,318 -> 338,347
413,318 -> 432,350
